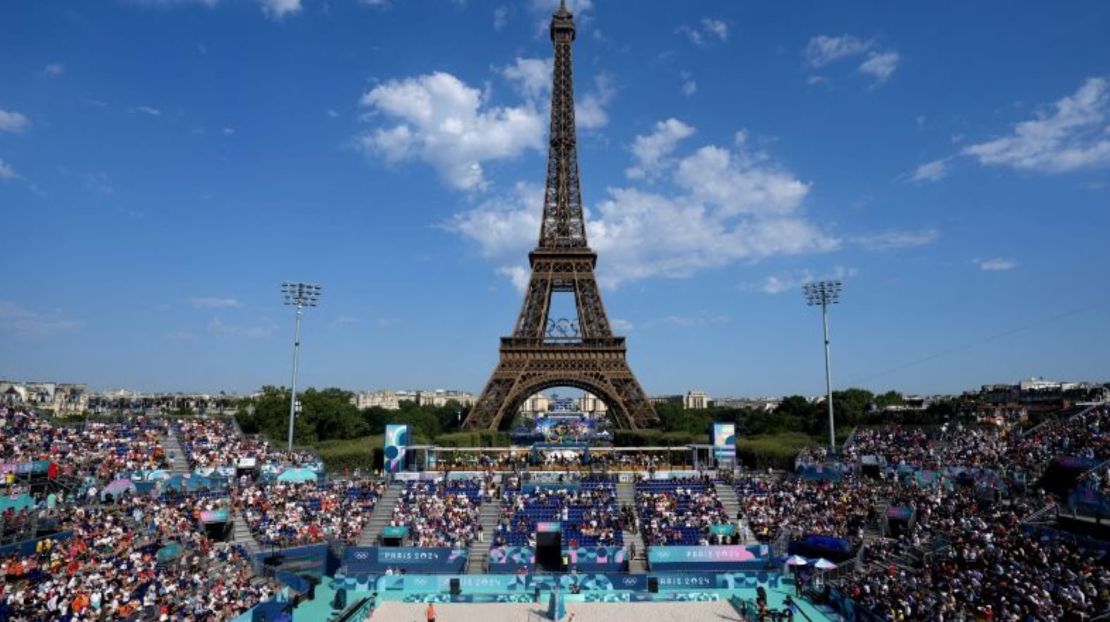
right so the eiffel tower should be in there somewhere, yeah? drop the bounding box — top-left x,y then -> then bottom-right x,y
462,1 -> 658,431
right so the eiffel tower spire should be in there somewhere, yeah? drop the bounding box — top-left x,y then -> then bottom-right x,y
461,1 -> 657,432
542,0 -> 585,249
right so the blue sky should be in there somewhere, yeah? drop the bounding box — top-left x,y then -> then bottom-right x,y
1,0 -> 1108,397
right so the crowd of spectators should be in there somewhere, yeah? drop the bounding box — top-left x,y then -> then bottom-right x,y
825,404 -> 1110,621
0,493 -> 277,621
735,476 -> 892,545
175,418 -> 315,470
1,406 -> 167,482
394,478 -> 487,547
235,480 -> 384,547
496,478 -> 623,548
389,479 -> 485,548
635,476 -> 730,546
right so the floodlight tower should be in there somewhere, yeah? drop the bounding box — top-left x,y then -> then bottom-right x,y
803,280 -> 842,453
282,282 -> 321,452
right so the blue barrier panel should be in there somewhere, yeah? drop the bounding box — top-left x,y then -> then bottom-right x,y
0,531 -> 73,559
487,546 -> 627,571
375,572 -> 781,600
787,535 -> 855,563
647,545 -> 772,571
255,543 -> 330,579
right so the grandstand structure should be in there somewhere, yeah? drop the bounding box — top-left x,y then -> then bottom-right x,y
5,389 -> 1110,621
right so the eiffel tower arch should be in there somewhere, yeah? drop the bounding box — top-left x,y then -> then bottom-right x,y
462,1 -> 658,432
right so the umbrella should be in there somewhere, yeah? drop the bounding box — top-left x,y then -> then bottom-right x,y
814,558 -> 838,570
145,470 -> 170,481
277,467 -> 318,484
786,555 -> 809,566
156,542 -> 183,563
102,479 -> 137,499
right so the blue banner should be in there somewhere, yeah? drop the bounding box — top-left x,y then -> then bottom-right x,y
384,424 -> 409,473
712,423 -> 736,460
647,545 -> 772,571
345,547 -> 468,574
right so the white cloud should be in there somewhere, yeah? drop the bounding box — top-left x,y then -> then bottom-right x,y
444,182 -> 542,259
804,35 -> 898,83
222,127 -> 235,135
609,318 -> 634,332
664,314 -> 729,328
0,160 -> 18,181
681,73 -> 697,97
702,18 -> 728,41
0,108 -> 30,133
677,18 -> 728,46
493,5 -> 509,30
362,0 -> 389,5
575,74 -> 615,130
260,0 -> 301,19
858,50 -> 900,82
760,266 -> 856,295
975,257 -> 1018,271
208,317 -> 276,339
447,122 -> 838,288
189,296 -> 243,309
357,71 -> 546,190
502,57 -> 551,101
804,35 -> 869,68
962,77 -> 1110,173
850,229 -> 939,251
911,158 -> 949,182
134,105 -> 162,116
44,63 -> 65,77
672,144 -> 809,216
497,265 -> 532,292
83,172 -> 114,196
0,301 -> 81,337
625,118 -> 696,180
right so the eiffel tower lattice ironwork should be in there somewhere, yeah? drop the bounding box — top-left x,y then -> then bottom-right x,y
462,1 -> 658,431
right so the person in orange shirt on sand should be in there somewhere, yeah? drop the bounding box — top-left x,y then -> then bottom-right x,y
426,603 -> 437,622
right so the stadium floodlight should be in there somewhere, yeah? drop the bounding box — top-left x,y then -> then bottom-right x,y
803,280 -> 842,453
281,282 -> 322,452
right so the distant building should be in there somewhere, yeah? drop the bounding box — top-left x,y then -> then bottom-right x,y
649,391 -> 714,410
0,380 -> 87,416
975,377 -> 1107,413
684,390 -> 711,409
712,397 -> 781,412
351,389 -> 476,410
85,391 -> 241,414
518,392 -> 608,416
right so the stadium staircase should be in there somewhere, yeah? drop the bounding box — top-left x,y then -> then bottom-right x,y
230,509 -> 263,557
357,481 -> 402,546
716,483 -> 741,528
161,426 -> 191,476
617,480 -> 648,573
467,500 -> 503,574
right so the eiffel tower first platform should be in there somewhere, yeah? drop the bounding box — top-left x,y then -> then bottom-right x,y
462,1 -> 658,431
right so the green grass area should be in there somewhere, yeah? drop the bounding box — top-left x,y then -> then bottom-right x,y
312,435 -> 382,473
